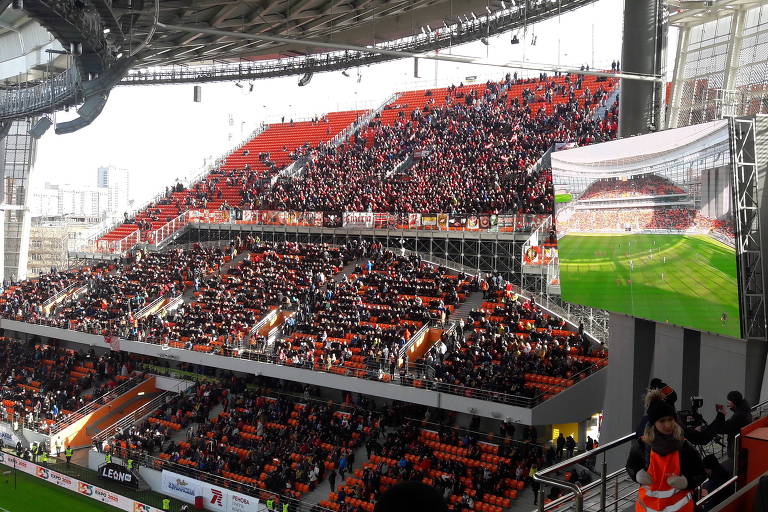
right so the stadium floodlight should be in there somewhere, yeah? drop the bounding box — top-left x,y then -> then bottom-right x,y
511,34 -> 520,44
29,116 -> 53,139
341,69 -> 350,77
103,28 -> 110,34
298,71 -> 313,86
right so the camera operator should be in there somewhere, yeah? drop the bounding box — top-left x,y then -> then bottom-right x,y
708,390 -> 752,458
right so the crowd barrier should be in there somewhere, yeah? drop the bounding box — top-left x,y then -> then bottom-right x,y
0,451 -> 163,512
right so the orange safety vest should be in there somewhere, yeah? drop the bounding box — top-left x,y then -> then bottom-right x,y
636,449 -> 694,512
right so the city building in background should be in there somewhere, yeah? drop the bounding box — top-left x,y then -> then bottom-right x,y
97,165 -> 130,216
27,214 -> 103,276
30,182 -> 108,217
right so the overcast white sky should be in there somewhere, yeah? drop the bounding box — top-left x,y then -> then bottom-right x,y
31,0 -> 676,208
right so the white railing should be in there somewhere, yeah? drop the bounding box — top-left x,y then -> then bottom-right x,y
92,389 -> 176,443
46,374 -> 147,436
329,92 -> 401,149
147,211 -> 191,248
398,321 -> 432,361
244,309 -> 279,349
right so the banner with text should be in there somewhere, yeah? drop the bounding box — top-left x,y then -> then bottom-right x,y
342,212 -> 375,229
161,470 -> 259,512
0,451 -> 162,512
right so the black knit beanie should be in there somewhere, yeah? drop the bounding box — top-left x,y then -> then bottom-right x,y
647,395 -> 677,424
727,390 -> 743,404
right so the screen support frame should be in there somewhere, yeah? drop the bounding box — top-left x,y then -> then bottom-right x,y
730,116 -> 767,341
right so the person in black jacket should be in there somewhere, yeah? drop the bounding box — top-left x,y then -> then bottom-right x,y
635,378 -> 678,437
700,454 -> 733,511
626,389 -> 706,511
709,390 -> 752,458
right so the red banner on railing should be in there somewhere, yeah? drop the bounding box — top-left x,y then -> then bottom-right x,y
188,209 -> 231,223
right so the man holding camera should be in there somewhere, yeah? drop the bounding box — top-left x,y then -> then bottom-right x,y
709,390 -> 752,458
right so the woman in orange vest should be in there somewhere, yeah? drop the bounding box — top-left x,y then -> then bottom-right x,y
626,389 -> 706,512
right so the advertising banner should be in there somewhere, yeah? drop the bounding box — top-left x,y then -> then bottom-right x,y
373,213 -> 394,229
466,215 -> 479,230
0,452 -> 162,512
0,424 -> 22,445
161,469 -> 202,504
99,462 -> 140,489
161,470 -> 259,512
448,215 -> 465,229
189,210 -> 231,224
408,213 -> 421,229
343,212 -> 375,228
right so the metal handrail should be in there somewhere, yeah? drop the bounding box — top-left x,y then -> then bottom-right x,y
398,320 -> 433,360
534,433 -> 637,512
93,390 -> 175,442
533,397 -> 768,511
2,315 -> 546,408
47,374 -> 147,435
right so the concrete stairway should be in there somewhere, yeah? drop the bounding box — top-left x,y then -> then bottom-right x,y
85,391 -> 164,436
448,291 -> 485,324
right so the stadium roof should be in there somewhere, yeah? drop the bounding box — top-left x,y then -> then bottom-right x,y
552,120 -> 730,178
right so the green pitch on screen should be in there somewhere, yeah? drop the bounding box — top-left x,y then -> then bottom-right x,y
559,233 -> 741,338
0,466 -> 119,512
555,194 -> 572,203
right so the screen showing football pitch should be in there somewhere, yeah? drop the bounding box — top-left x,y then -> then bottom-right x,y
553,120 -> 741,338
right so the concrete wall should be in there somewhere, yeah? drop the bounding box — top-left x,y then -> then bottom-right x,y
600,313 -> 753,471
153,376 -> 195,393
530,367 -> 606,425
699,333 -> 749,411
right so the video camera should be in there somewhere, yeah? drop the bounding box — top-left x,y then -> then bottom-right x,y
680,396 -> 718,447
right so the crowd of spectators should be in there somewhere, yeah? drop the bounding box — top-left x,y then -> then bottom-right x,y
139,240 -> 351,352
558,207 -> 735,242
274,251 -> 476,373
320,418 -> 541,512
421,287 -> 604,402
0,240 -> 606,411
256,76 -> 616,215
579,174 -> 686,201
0,337 -> 130,432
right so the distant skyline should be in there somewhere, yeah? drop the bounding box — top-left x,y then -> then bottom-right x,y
31,0 -> 671,210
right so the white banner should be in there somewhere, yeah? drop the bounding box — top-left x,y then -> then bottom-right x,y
0,451 -> 162,512
161,470 -> 259,512
342,212 -> 374,228
161,469 -> 202,504
0,424 -> 22,446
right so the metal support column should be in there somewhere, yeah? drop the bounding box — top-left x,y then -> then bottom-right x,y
666,25 -> 690,129
619,0 -> 666,136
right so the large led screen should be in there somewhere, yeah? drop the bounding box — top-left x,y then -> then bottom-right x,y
553,120 -> 741,338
